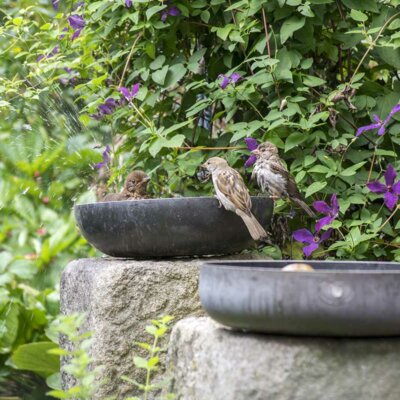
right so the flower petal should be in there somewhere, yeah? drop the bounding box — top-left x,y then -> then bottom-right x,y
384,191 -> 398,210
68,14 -> 85,30
313,200 -> 330,214
385,164 -> 397,186
167,6 -> 181,16
367,181 -> 387,194
219,74 -> 230,89
230,72 -> 241,83
52,0 -> 59,10
356,123 -> 381,137
330,194 -> 339,215
119,87 -> 130,99
244,137 -> 258,151
303,242 -> 319,257
373,115 -> 381,123
315,216 -> 334,233
130,83 -> 140,97
320,228 -> 333,242
244,155 -> 257,168
377,125 -> 386,136
125,0 -> 132,7
392,181 -> 400,195
293,228 -> 314,244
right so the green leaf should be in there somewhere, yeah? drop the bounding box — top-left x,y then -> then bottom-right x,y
150,55 -> 166,70
164,64 -> 187,87
341,0 -> 378,11
303,75 -> 326,87
11,342 -> 60,377
350,9 -> 368,22
152,65 -> 169,85
280,16 -> 305,44
284,132 -> 307,152
216,24 -> 235,41
340,161 -> 366,177
133,356 -> 148,369
146,5 -> 166,20
305,181 -> 327,198
0,303 -> 19,354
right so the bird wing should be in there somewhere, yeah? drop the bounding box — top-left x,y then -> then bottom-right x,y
215,168 -> 252,213
269,158 -> 303,199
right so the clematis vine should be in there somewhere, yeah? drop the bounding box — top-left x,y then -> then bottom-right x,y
94,145 -> 111,169
218,72 -> 241,89
313,194 -> 339,232
367,164 -> 400,210
244,137 -> 258,168
68,14 -> 85,40
118,83 -> 140,101
37,45 -> 59,62
161,5 -> 181,22
293,228 -> 333,257
356,104 -> 400,137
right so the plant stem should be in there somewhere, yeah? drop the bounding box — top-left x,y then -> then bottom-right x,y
119,32 -> 143,88
376,205 -> 400,233
261,8 -> 271,59
349,12 -> 400,85
367,146 -> 377,183
144,335 -> 159,400
177,146 -> 245,151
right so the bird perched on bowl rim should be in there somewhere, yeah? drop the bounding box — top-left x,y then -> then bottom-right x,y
251,141 -> 316,218
100,170 -> 151,202
201,157 -> 268,241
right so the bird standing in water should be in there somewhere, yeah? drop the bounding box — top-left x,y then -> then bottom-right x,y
99,170 -> 151,201
251,142 -> 316,218
201,157 -> 267,241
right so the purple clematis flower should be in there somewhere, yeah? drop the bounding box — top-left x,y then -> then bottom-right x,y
161,5 -> 181,22
94,145 -> 111,169
90,98 -> 119,120
68,14 -> 85,40
293,228 -> 333,257
118,83 -> 140,101
244,137 -> 258,168
52,0 -> 59,10
356,104 -> 400,137
125,0 -> 132,7
367,164 -> 400,210
313,194 -> 339,232
218,72 -> 242,89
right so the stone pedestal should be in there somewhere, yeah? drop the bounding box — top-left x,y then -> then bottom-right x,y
60,257 -> 204,399
167,317 -> 400,400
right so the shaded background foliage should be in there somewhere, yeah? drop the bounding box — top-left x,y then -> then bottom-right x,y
1,0 -> 400,396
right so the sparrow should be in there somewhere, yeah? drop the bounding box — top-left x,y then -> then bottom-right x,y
99,170 -> 150,202
251,141 -> 316,218
201,157 -> 268,241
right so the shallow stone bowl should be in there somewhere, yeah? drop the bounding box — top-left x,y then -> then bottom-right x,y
74,197 -> 273,258
200,260 -> 400,337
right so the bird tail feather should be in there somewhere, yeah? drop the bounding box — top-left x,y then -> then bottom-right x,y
237,210 -> 268,241
292,198 -> 316,218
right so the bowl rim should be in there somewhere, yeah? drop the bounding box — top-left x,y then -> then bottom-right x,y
201,260 -> 400,274
74,195 -> 272,208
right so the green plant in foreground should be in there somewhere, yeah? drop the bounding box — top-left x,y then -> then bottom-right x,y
45,313 -> 101,399
123,316 -> 175,400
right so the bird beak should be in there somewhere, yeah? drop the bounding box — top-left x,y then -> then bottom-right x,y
252,149 -> 260,156
143,177 -> 150,183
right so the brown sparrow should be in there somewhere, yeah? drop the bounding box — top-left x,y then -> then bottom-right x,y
251,142 -> 316,218
201,157 -> 267,241
100,170 -> 150,202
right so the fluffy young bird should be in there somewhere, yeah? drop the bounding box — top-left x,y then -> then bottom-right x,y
99,170 -> 150,202
251,142 -> 316,218
201,157 -> 267,241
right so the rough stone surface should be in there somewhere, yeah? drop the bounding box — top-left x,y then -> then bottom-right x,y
167,317 -> 400,400
60,257 -> 204,399
60,254 -> 266,399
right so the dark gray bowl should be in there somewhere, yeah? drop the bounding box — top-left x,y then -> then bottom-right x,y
74,197 -> 272,258
200,260 -> 400,337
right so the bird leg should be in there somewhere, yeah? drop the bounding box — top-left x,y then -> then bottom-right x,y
214,195 -> 223,208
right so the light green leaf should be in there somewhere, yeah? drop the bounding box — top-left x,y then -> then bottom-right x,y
303,75 -> 326,87
350,9 -> 368,22
151,65 -> 169,85
305,181 -> 327,198
164,64 -> 187,87
280,16 -> 305,44
284,132 -> 307,152
11,342 -> 60,377
146,5 -> 166,20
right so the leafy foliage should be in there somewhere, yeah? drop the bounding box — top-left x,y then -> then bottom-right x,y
2,0 -> 400,393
